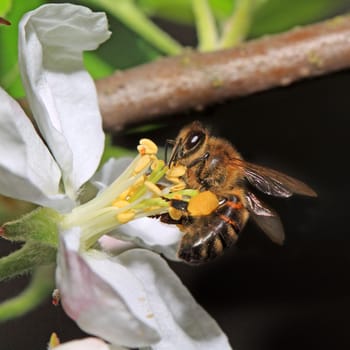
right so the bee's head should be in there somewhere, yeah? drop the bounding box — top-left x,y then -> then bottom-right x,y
169,121 -> 208,166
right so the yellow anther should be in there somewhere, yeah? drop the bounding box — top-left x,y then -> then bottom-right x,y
144,181 -> 163,196
166,176 -> 181,184
137,138 -> 158,155
170,181 -> 186,191
133,155 -> 151,174
118,188 -> 131,201
133,174 -> 146,187
167,165 -> 186,178
116,210 -> 136,224
112,199 -> 130,208
145,205 -> 162,212
151,158 -> 165,171
188,191 -> 219,216
48,333 -> 60,348
169,206 -> 183,220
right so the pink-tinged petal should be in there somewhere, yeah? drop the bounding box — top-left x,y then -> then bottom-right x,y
0,88 -> 74,211
56,228 -> 161,348
54,337 -> 118,350
99,235 -> 137,256
18,4 -> 110,197
112,217 -> 182,261
117,249 -> 233,350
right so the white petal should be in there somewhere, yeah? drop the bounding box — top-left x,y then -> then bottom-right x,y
54,338 -> 116,350
99,235 -> 137,256
111,217 -> 182,261
56,228 -> 161,348
0,87 -> 74,210
92,157 -> 134,190
116,249 -> 232,350
18,4 -> 110,196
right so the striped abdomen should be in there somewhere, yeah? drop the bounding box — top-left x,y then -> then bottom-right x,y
178,195 -> 248,264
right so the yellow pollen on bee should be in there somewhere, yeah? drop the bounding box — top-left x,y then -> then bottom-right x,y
166,164 -> 186,178
169,206 -> 183,220
188,191 -> 219,216
137,138 -> 158,155
116,210 -> 136,224
144,181 -> 163,196
133,155 -> 151,174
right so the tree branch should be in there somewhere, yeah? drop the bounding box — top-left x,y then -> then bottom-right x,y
97,15 -> 350,131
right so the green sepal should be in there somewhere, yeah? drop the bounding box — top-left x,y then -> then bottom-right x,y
0,241 -> 57,281
0,264 -> 55,322
1,207 -> 62,246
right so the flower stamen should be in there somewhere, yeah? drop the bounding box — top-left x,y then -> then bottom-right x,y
62,137 -> 197,249
144,181 -> 163,196
137,138 -> 158,155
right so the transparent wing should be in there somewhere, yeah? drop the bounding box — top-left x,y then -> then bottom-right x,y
231,159 -> 317,198
245,191 -> 285,245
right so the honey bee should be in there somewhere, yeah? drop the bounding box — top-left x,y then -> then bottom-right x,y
164,121 -> 317,265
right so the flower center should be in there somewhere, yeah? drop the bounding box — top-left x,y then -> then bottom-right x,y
60,138 -> 198,250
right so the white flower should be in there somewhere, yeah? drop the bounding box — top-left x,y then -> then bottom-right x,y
0,3 -> 232,350
0,3 -> 109,212
57,228 -> 231,350
52,337 -> 125,350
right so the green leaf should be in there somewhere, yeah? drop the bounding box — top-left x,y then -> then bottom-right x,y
138,0 -> 235,24
250,0 -> 346,37
0,0 -> 12,16
208,0 -> 235,22
0,265 -> 55,322
0,0 -> 43,97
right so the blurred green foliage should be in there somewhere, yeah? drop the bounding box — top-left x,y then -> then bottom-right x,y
137,0 -> 344,33
0,0 -> 347,98
0,0 -> 43,97
0,0 -> 12,16
250,0 -> 346,36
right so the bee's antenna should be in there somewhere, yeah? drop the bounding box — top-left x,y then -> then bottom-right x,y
167,138 -> 182,166
164,139 -> 175,164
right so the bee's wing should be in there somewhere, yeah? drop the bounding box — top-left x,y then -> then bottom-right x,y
245,191 -> 285,245
232,159 -> 317,198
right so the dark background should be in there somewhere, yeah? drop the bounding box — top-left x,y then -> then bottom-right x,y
1,65 -> 349,349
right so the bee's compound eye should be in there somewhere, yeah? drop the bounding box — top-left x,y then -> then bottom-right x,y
185,131 -> 205,151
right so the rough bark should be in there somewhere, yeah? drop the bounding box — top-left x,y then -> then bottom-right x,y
96,15 -> 350,131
